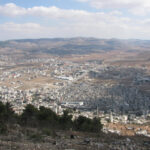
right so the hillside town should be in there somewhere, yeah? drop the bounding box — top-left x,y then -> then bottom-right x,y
0,53 -> 150,140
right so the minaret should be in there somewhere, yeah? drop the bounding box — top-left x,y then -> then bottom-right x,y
110,111 -> 113,123
97,106 -> 99,117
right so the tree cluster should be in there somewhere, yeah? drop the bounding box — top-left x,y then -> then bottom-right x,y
0,102 -> 103,134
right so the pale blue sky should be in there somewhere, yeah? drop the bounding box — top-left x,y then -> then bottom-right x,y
0,0 -> 150,40
0,0 -> 91,10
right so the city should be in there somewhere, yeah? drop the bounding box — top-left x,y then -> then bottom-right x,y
0,39 -> 150,142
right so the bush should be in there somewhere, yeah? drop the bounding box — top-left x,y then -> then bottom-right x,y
0,123 -> 7,134
20,104 -> 38,127
73,116 -> 103,133
42,128 -> 52,136
37,106 -> 58,128
42,128 -> 56,137
0,102 -> 15,123
59,110 -> 73,130
29,133 -> 43,142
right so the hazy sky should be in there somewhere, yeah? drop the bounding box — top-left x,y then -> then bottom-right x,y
0,0 -> 150,40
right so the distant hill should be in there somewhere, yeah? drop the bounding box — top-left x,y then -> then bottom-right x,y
0,38 -> 150,55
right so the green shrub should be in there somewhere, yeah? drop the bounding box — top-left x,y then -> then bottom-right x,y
0,123 -> 7,134
29,133 -> 43,142
42,128 -> 52,136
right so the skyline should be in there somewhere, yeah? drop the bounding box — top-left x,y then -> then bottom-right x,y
0,0 -> 150,40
